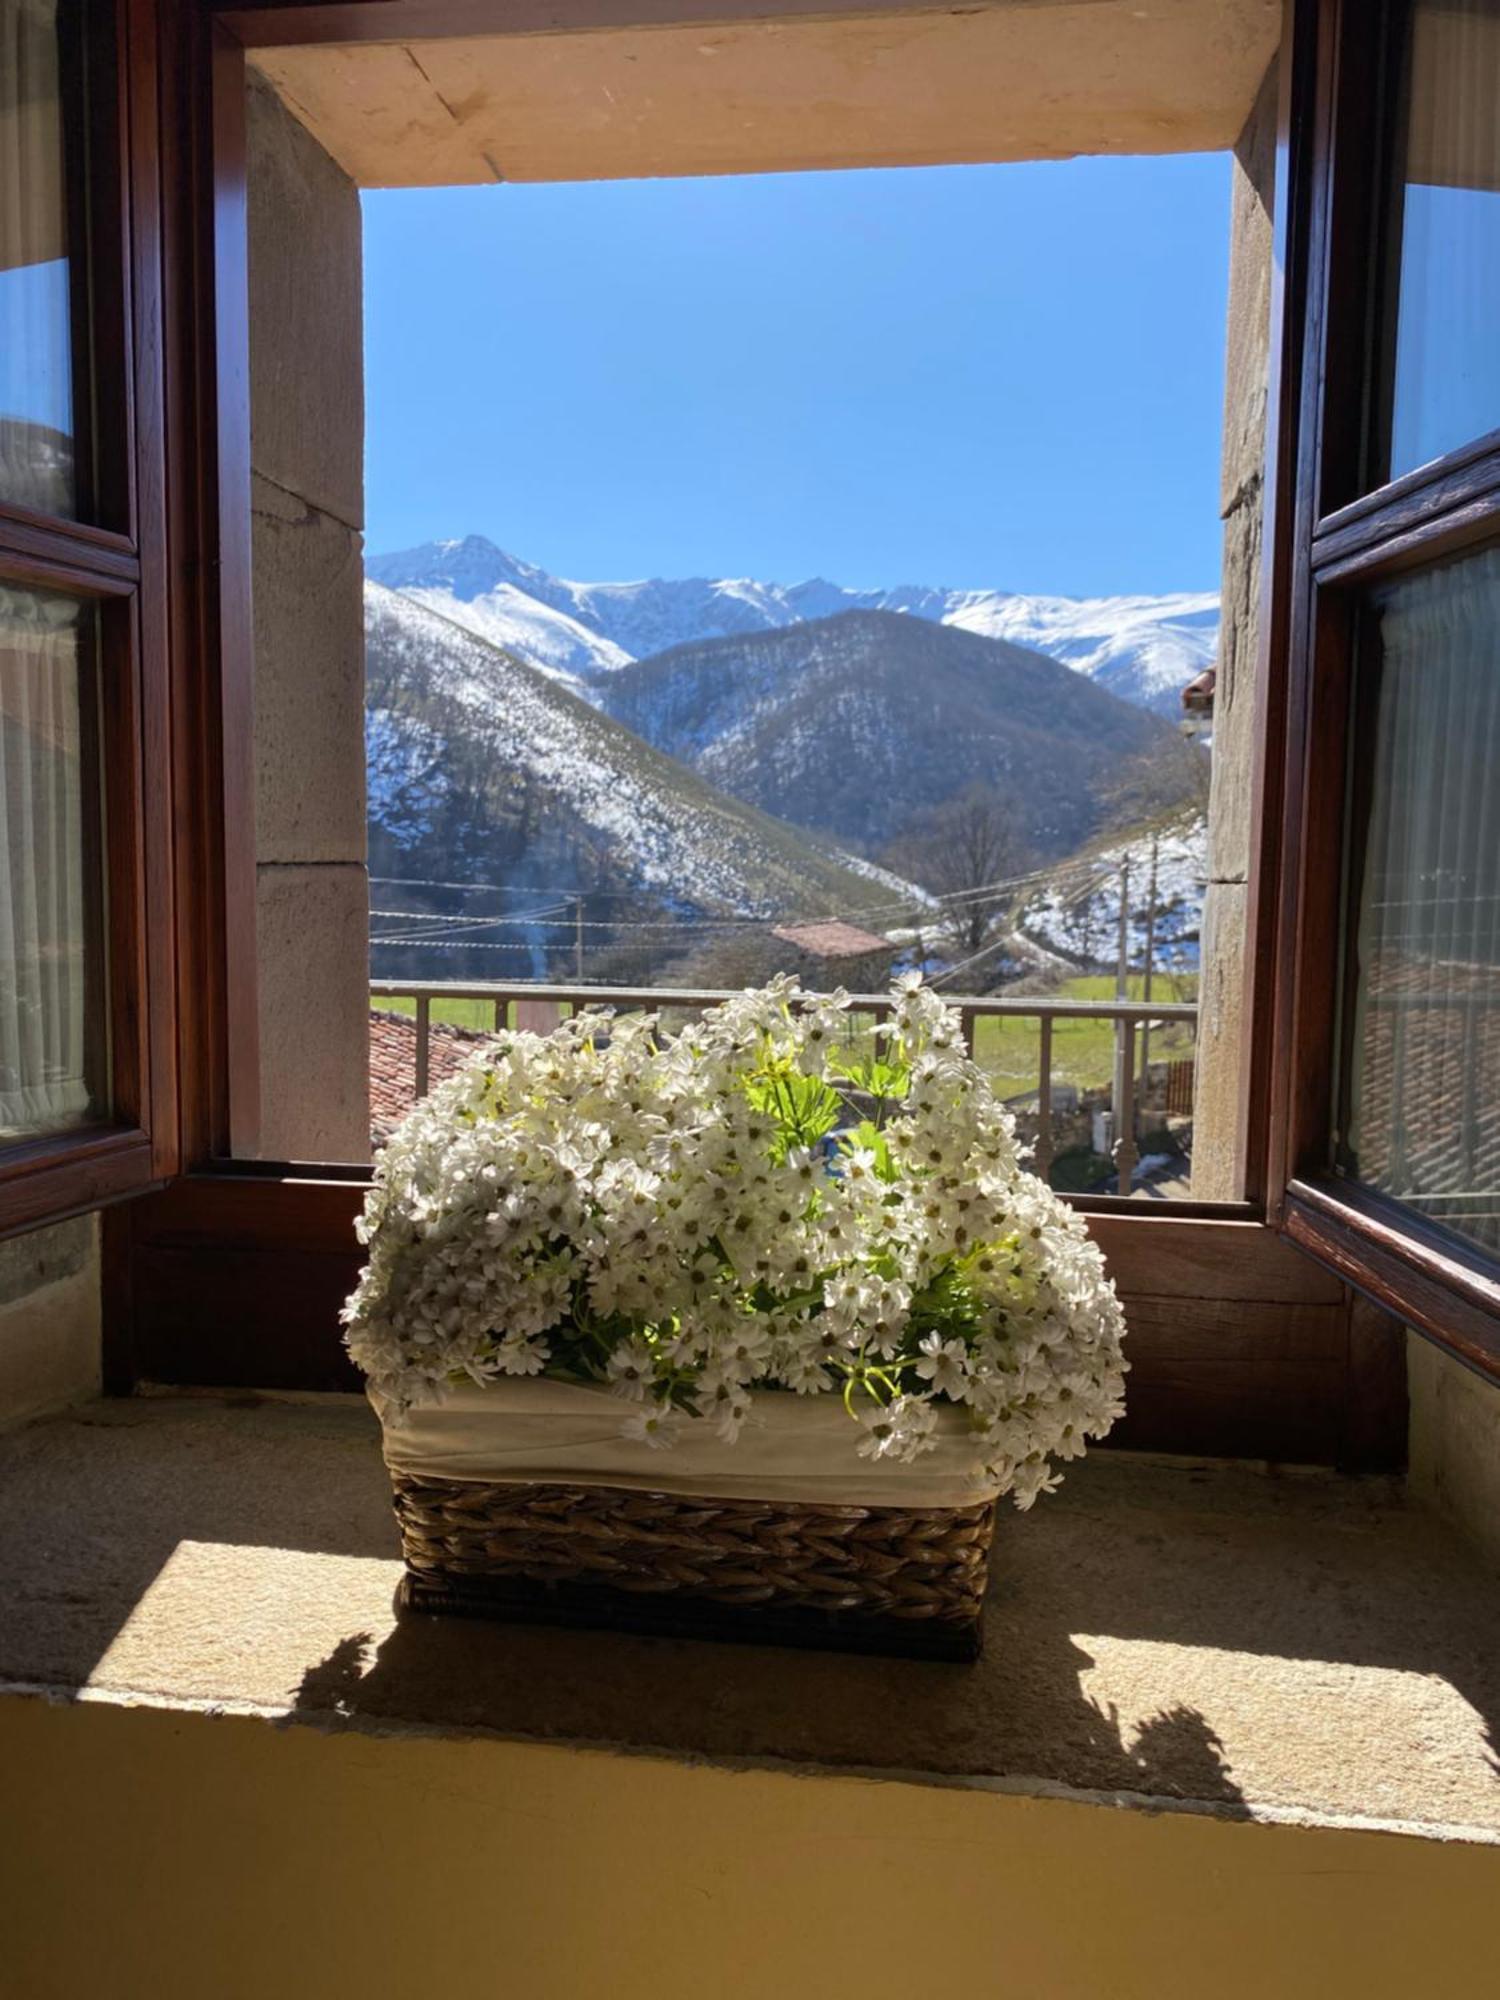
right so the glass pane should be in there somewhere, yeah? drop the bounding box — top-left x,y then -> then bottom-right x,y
1342,545 -> 1500,1256
1383,0 -> 1500,482
0,0 -> 77,517
0,584 -> 106,1141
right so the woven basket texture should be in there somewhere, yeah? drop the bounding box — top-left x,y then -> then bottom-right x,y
392,1472 -> 995,1628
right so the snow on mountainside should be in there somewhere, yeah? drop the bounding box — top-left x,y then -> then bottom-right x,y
913,590 -> 1218,713
599,610 -> 1180,864
392,581 -> 631,688
366,536 -> 1218,718
1022,815 -> 1209,968
364,581 -> 918,919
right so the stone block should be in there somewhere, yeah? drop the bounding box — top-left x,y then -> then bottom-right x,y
1205,482 -> 1263,888
1220,58 -> 1277,520
0,1215 -> 99,1424
1191,879 -> 1248,1201
252,474 -> 367,867
247,70 -> 363,531
256,864 -> 372,1164
1205,57 -> 1278,899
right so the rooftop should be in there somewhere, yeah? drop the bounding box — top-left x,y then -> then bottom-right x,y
770,920 -> 896,961
369,1007 -> 484,1141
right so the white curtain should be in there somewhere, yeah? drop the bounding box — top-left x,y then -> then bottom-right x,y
1349,547 -> 1500,1251
0,0 -> 75,516
0,585 -> 92,1138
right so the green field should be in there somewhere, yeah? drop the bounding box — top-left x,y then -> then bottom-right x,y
373,971 -> 1197,1104
375,993 -> 508,1033
970,973 -> 1198,1100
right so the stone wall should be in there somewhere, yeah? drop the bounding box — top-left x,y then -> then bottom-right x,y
1408,1334 -> 1500,1571
247,72 -> 370,1162
0,1216 -> 99,1424
1192,58 -> 1278,1199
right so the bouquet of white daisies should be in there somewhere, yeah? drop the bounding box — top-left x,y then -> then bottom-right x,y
344,974 -> 1127,1510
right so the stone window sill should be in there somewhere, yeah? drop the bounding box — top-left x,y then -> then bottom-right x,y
1,1392 -> 1496,1843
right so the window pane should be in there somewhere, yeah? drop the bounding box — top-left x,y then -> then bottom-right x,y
0,584 -> 105,1141
0,0 -> 77,517
1383,0 -> 1500,482
1342,546 -> 1500,1255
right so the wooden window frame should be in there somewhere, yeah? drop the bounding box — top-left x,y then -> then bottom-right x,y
0,0 -> 179,1237
1263,0 -> 1500,1377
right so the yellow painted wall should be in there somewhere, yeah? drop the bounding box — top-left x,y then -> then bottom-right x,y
2,1693 -> 1495,2000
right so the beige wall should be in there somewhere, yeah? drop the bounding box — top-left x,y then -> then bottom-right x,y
0,1216 -> 99,1425
1192,58 -> 1278,1199
1408,1333 -> 1500,1572
247,72 -> 370,1164
3,1695 -> 1496,2000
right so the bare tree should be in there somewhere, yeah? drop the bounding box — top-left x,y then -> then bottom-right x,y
1100,737 -> 1210,833
885,788 -> 1029,957
673,930 -> 796,991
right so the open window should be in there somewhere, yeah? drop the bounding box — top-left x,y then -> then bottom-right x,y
1271,0 -> 1500,1374
220,14 -> 1284,1220
93,0 -> 1422,1473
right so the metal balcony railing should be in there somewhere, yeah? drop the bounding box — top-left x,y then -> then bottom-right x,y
369,980 -> 1198,1194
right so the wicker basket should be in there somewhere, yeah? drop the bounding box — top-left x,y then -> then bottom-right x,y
391,1472 -> 996,1660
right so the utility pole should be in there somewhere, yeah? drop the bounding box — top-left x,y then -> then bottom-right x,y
574,896 -> 584,982
1112,854 -> 1132,1193
1139,836 -> 1159,1089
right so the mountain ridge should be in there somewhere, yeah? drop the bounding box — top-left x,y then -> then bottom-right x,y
366,533 -> 1217,716
598,606 -> 1182,862
364,581 -> 922,930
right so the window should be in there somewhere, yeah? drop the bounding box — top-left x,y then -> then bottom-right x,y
0,585 -> 106,1141
1338,548 -> 1500,1256
1273,0 -> 1500,1367
0,0 -> 80,518
1378,0 -> 1500,484
0,0 -> 172,1230
232,43 -> 1275,1212
105,0 -> 1420,1468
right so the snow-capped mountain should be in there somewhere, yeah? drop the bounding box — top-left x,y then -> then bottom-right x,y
364,581 -> 918,923
908,589 -> 1220,714
366,535 -> 1218,718
388,580 -> 632,690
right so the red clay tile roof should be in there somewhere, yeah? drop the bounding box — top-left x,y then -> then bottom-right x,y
369,1008 -> 486,1144
771,920 -> 893,960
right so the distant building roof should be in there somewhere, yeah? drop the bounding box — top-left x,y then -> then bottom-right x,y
771,920 -> 894,961
369,1008 -> 485,1143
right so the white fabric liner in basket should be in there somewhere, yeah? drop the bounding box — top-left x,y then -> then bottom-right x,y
373,1376 -> 1001,1510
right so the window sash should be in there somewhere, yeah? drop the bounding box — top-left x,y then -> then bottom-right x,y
1264,0 -> 1500,1368
0,0 -> 175,1234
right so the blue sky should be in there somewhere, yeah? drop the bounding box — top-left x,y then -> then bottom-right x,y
363,154 -> 1232,599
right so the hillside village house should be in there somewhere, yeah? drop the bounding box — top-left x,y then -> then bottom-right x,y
3,0 -> 1500,1992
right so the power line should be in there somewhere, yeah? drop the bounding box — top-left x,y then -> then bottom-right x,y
930,932 -> 1025,989
366,848 -> 1171,979
378,863 -> 1029,919
369,855 -> 1106,935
